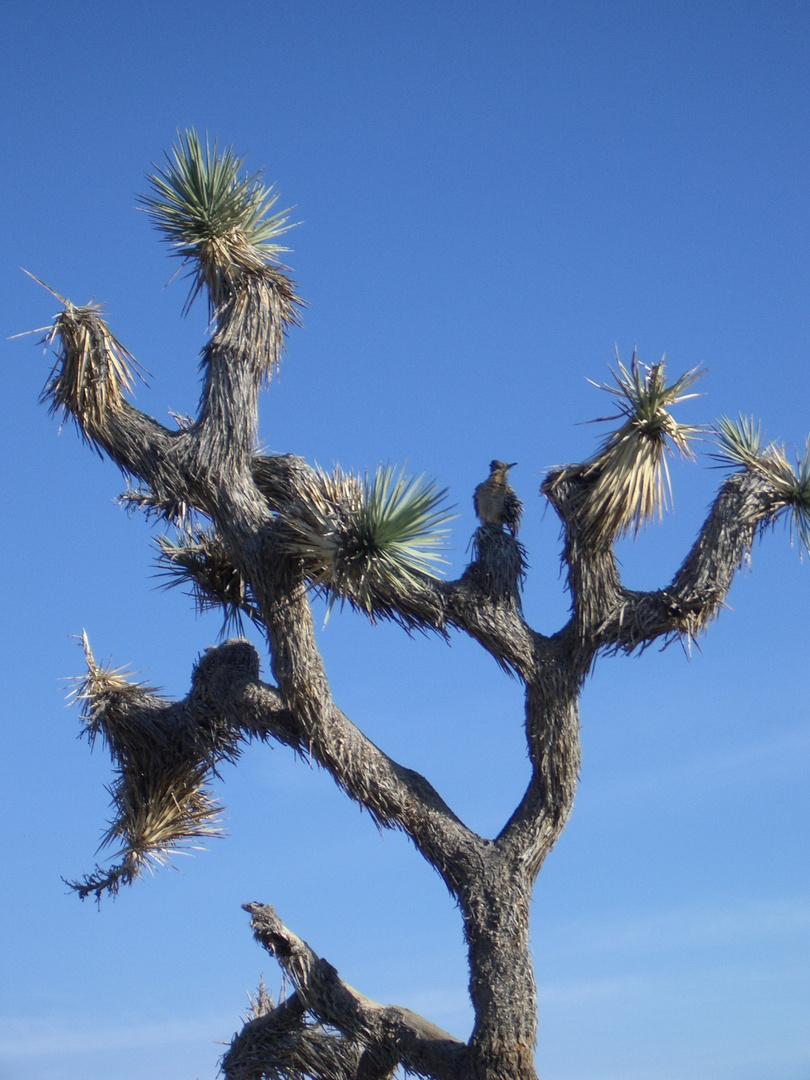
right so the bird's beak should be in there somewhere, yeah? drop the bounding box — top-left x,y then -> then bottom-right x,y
507,462 -> 518,471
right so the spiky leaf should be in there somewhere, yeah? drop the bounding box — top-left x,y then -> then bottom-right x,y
578,350 -> 704,543
712,418 -> 810,556
155,529 -> 261,635
281,464 -> 455,619
39,293 -> 143,442
711,414 -> 765,468
141,129 -> 296,312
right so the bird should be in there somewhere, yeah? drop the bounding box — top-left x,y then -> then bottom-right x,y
473,460 -> 523,536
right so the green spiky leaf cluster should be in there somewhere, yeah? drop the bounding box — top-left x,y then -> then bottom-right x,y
713,415 -> 810,554
281,464 -> 454,619
155,529 -> 261,635
712,413 -> 764,468
790,443 -> 810,553
141,129 -> 296,311
578,350 -> 704,543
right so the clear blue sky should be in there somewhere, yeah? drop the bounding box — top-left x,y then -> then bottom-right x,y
2,3 -> 809,1078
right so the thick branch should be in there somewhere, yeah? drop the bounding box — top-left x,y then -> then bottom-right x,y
599,468 -> 785,649
541,467 -> 624,641
196,639 -> 483,897
81,400 -> 206,513
44,291 -> 295,524
251,453 -> 542,676
71,637 -> 485,899
191,271 -> 300,476
459,867 -> 538,1080
497,670 -> 582,874
543,464 -> 788,655
245,903 -> 468,1080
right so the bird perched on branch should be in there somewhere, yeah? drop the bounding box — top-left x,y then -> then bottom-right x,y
474,460 -> 523,536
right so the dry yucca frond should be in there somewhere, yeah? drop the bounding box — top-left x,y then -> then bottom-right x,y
67,635 -> 227,901
155,528 -> 261,635
577,350 -> 704,544
223,987 -> 365,1080
72,631 -> 163,755
35,279 -> 143,441
243,977 -> 276,1022
469,524 -> 527,610
118,484 -> 192,528
99,761 -> 224,863
207,265 -> 303,383
68,762 -> 225,902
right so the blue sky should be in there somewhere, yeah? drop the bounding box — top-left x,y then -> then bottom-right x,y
2,3 -> 809,1078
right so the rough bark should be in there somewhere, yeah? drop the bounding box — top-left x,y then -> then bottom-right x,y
45,243 -> 800,1080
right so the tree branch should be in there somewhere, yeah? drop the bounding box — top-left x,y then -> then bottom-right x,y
543,463 -> 789,655
69,637 -> 485,901
41,298 -> 297,527
496,672 -> 582,875
244,903 -> 468,1080
597,467 -> 786,650
66,635 -> 247,900
496,462 -> 787,881
196,639 -> 483,896
251,453 -> 541,676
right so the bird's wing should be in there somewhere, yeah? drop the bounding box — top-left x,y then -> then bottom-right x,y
503,491 -> 523,535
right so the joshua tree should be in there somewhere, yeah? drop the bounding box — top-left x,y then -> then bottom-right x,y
33,132 -> 810,1080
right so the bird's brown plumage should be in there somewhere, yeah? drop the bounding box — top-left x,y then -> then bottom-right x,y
473,460 -> 523,536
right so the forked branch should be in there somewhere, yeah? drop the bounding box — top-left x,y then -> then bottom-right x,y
543,462 -> 793,655
69,638 -> 482,902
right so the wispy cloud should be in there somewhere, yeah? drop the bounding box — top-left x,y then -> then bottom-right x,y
535,960 -> 810,1080
537,971 -> 650,1006
0,1013 -> 229,1058
537,894 -> 810,959
585,725 -> 810,804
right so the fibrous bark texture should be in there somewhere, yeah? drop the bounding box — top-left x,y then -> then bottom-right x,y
41,153 -> 805,1080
